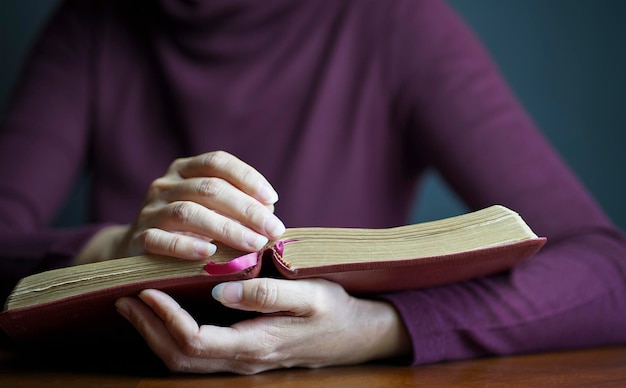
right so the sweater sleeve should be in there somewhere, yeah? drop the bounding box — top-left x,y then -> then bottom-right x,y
0,0 -> 107,299
383,0 -> 626,364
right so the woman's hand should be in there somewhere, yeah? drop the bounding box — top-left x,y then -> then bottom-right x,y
75,151 -> 285,264
114,278 -> 412,375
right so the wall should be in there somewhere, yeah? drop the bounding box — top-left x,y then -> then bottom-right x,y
1,0 -> 625,229
415,0 -> 626,231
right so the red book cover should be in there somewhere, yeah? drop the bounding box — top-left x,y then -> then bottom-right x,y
0,237 -> 546,342
0,206 -> 547,342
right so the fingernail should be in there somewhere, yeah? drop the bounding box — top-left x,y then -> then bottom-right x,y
264,216 -> 286,239
212,282 -> 242,303
194,240 -> 217,257
245,231 -> 269,250
258,184 -> 279,204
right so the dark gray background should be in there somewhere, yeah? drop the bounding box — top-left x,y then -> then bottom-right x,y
1,0 -> 625,230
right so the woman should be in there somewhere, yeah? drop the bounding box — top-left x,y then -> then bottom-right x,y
1,0 -> 624,374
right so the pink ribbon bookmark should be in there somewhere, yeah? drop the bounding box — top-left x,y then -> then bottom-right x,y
204,252 -> 259,275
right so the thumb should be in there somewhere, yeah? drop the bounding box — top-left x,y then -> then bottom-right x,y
211,278 -> 316,315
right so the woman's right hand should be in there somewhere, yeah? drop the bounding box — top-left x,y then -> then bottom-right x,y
75,151 -> 284,264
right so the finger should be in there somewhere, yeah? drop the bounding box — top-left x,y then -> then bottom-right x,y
116,294 -> 227,373
136,289 -> 254,361
137,227 -> 217,259
174,151 -> 279,205
160,177 -> 285,240
115,296 -> 197,371
140,201 -> 270,252
137,289 -> 201,344
212,278 -> 334,316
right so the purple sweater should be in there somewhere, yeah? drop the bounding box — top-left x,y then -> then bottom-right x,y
1,0 -> 624,364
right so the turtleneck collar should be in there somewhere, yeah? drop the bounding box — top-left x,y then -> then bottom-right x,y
152,0 -> 310,61
157,0 -> 302,33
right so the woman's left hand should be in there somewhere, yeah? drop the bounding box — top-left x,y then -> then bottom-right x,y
115,278 -> 411,375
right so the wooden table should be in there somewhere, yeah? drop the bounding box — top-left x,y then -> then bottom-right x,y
1,346 -> 625,387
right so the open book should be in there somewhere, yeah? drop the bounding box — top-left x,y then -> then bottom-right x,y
0,205 -> 546,341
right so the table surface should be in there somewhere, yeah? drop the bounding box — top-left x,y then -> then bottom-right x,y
1,346 -> 625,387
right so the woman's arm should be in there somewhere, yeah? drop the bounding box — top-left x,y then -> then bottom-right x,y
384,0 -> 626,365
0,1 -> 105,297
